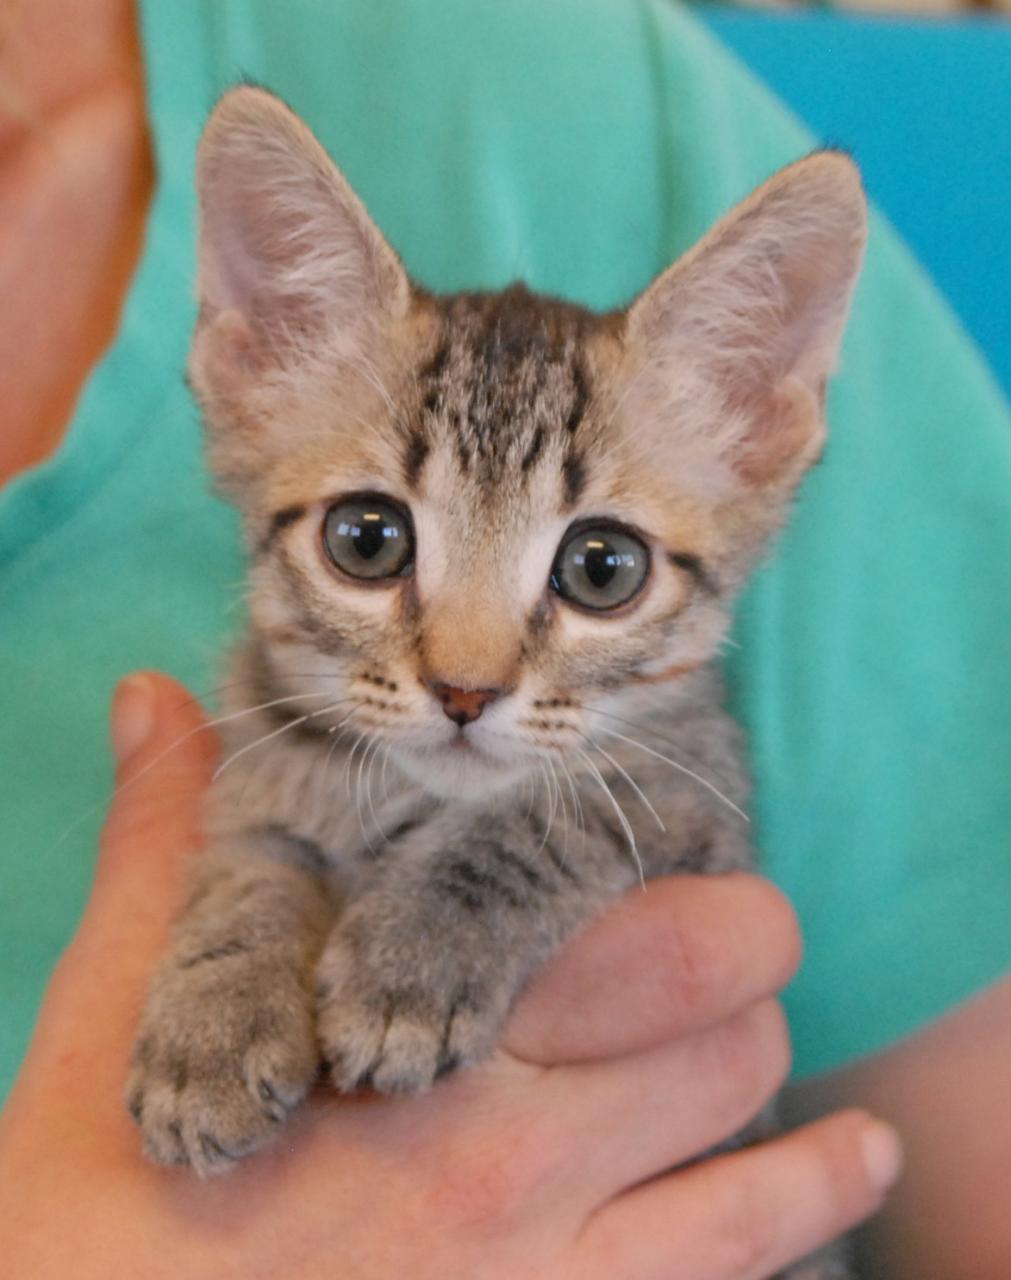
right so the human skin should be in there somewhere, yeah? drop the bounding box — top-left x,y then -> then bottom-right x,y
0,673 -> 899,1279
792,984 -> 1011,1280
0,0 -> 151,483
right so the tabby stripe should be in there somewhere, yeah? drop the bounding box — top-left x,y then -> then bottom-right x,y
667,551 -> 719,595
420,331 -> 451,381
178,939 -> 251,969
384,817 -> 424,845
439,858 -> 526,911
403,430 -> 430,489
566,357 -> 590,433
520,425 -> 546,473
677,841 -> 714,873
562,451 -> 587,508
596,815 -> 629,857
260,697 -> 333,740
256,823 -> 331,874
258,503 -> 307,555
541,838 -> 580,884
526,815 -> 581,883
486,843 -> 551,892
441,881 -> 485,912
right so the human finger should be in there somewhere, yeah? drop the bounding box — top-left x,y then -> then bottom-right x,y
504,873 -> 800,1065
89,670 -> 217,917
23,673 -> 216,1075
541,998 -> 790,1209
575,1109 -> 902,1280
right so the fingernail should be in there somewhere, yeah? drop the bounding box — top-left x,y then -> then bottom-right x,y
111,673 -> 157,764
861,1119 -> 903,1192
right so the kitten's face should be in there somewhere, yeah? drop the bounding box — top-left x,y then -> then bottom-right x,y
243,288 -> 735,797
190,89 -> 866,799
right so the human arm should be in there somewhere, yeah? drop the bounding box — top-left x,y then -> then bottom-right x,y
788,974 -> 1011,1280
0,671 -> 897,1279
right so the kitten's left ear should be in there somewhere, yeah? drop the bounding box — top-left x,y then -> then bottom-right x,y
190,85 -> 409,397
625,152 -> 867,490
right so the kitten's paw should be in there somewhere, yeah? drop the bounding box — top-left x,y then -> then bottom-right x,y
126,963 -> 319,1175
316,926 -> 510,1095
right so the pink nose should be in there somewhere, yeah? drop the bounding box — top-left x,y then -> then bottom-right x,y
430,683 -> 500,727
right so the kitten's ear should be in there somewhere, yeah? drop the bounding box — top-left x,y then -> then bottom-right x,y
625,152 -> 866,490
190,86 -> 409,394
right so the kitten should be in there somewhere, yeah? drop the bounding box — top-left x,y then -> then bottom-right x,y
127,82 -> 865,1247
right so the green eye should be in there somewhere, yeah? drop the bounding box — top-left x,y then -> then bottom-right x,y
551,525 -> 650,611
322,496 -> 414,581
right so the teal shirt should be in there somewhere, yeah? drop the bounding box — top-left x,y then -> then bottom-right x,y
2,0 -> 1010,1098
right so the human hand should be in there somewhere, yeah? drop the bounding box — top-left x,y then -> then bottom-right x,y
0,672 -> 901,1279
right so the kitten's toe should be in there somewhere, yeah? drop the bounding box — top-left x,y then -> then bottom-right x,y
319,999 -> 390,1093
316,933 -> 505,1094
129,1047 -> 314,1175
320,1001 -> 453,1095
369,1016 -> 447,1094
126,972 -> 320,1173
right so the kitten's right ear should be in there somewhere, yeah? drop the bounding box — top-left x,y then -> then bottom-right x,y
190,86 -> 409,400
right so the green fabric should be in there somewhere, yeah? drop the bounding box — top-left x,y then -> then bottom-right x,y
2,0 -> 1009,1100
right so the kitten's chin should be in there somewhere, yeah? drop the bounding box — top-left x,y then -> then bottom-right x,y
391,740 -> 527,801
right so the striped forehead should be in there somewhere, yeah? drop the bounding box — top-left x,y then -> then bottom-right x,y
406,284 -> 594,500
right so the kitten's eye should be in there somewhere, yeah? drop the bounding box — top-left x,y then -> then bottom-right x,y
322,496 -> 414,581
551,525 -> 649,611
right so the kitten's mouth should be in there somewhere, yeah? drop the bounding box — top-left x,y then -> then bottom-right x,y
391,725 -> 525,799
436,732 -> 502,770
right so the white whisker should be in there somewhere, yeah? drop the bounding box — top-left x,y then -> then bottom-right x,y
559,756 -> 587,846
593,726 -> 749,823
212,698 -> 349,782
534,760 -> 555,852
365,738 -> 388,846
343,732 -> 368,800
546,756 -> 571,852
355,736 -> 381,856
521,772 -> 537,824
583,735 -> 666,834
380,743 -> 394,803
574,746 -> 645,890
543,757 -> 560,848
321,716 -> 355,786
100,690 -> 340,810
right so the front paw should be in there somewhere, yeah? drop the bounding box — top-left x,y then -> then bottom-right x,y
316,917 -> 515,1095
126,958 -> 319,1175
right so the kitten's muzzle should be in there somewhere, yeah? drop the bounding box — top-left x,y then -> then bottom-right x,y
428,682 -> 502,727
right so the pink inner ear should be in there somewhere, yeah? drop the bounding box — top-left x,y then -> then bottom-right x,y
732,376 -> 825,488
197,309 -> 268,397
199,166 -> 344,357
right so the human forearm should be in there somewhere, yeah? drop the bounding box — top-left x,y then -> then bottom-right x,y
787,975 -> 1011,1280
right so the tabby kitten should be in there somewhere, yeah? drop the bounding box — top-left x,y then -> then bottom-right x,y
127,85 -> 866,1212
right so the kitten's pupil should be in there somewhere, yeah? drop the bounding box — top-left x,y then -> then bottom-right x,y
349,516 -> 388,560
580,540 -> 621,590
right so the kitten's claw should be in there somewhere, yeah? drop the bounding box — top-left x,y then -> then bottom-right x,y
126,966 -> 319,1175
316,926 -> 510,1095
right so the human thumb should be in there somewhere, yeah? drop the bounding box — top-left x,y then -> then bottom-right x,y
90,671 -> 217,915
32,673 -> 217,1053
7,674 -> 218,1127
